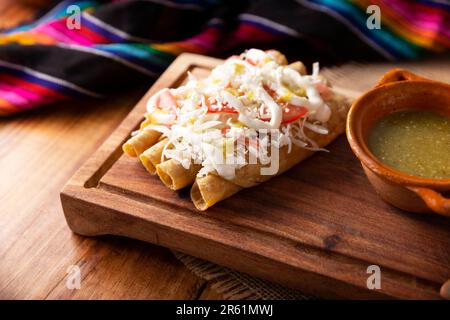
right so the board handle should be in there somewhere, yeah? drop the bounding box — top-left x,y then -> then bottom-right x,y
376,69 -> 427,87
407,186 -> 450,217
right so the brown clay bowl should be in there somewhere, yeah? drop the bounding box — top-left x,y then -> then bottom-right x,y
346,69 -> 450,217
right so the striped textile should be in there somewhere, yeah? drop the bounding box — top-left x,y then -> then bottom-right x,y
0,0 -> 448,116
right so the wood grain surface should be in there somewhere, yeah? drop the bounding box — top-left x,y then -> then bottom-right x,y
61,53 -> 450,299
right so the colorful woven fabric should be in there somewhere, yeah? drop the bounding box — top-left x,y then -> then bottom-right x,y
0,0 -> 448,116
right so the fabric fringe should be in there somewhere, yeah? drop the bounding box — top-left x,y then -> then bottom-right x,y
173,251 -> 315,300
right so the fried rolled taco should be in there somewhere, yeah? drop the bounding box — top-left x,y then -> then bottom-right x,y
123,128 -> 161,157
123,48 -> 350,210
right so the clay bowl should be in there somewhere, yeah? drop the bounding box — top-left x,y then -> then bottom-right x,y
347,69 -> 450,217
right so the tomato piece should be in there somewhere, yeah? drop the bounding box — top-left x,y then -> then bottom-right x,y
208,103 -> 238,114
282,104 -> 308,124
156,90 -> 177,112
263,84 -> 277,99
315,83 -> 332,100
260,105 -> 307,124
221,127 -> 230,135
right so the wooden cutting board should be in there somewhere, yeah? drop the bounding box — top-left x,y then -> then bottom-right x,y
60,53 -> 450,299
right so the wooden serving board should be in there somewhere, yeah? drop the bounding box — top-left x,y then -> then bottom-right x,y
61,53 -> 450,299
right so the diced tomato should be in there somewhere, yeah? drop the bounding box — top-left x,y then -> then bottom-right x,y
263,84 -> 276,99
282,104 -> 308,124
156,90 -> 177,112
315,83 -> 332,100
244,136 -> 260,148
226,55 -> 241,61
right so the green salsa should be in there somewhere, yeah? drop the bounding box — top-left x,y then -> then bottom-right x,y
368,110 -> 450,180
